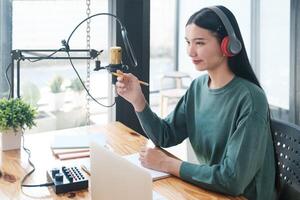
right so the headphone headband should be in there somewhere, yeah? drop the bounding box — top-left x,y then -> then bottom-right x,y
207,6 -> 242,56
208,6 -> 236,38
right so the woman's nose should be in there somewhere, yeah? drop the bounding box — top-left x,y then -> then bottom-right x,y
187,45 -> 196,57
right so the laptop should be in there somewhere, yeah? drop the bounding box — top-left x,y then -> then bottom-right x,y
90,141 -> 166,200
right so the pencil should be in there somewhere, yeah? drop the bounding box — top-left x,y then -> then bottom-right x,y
111,72 -> 149,86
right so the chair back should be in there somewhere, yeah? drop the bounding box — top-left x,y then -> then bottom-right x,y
272,119 -> 300,200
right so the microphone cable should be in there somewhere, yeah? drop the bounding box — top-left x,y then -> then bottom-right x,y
26,48 -> 64,63
66,13 -> 122,46
20,131 -> 54,189
66,50 -> 116,108
61,12 -> 141,108
65,12 -> 137,68
5,63 -> 12,99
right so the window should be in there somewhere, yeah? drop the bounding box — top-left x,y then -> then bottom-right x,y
149,0 -> 176,114
13,0 -> 109,132
259,0 -> 290,121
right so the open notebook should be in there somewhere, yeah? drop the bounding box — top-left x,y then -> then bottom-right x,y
81,153 -> 170,181
123,153 -> 170,180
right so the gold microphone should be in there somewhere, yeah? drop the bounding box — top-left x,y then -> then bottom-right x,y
109,47 -> 122,85
109,46 -> 149,86
110,46 -> 122,65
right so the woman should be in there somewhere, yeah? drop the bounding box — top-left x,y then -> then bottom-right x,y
116,5 -> 276,200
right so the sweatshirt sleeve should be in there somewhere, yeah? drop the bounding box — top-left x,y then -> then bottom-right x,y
180,112 -> 269,196
135,95 -> 188,147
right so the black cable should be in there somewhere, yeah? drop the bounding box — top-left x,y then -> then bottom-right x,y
66,51 -> 116,108
65,12 -> 137,67
66,13 -> 123,45
5,63 -> 12,99
20,131 -> 54,188
26,48 -> 64,62
22,182 -> 54,187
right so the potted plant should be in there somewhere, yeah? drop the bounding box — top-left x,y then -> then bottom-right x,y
69,77 -> 85,108
49,75 -> 65,111
0,98 -> 37,151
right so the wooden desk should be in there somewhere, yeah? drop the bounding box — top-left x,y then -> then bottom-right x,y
0,122 -> 246,200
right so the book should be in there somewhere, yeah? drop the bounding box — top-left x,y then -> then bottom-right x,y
52,148 -> 90,160
51,133 -> 105,149
57,151 -> 90,160
52,148 -> 89,155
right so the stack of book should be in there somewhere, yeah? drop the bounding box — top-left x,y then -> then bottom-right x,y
51,133 -> 105,160
52,148 -> 90,160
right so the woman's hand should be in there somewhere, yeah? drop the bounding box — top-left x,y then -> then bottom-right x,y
115,70 -> 146,112
139,147 -> 182,176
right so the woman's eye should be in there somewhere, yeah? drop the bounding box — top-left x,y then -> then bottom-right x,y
185,40 -> 190,45
196,42 -> 205,45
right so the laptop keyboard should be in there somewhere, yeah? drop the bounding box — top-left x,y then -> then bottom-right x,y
153,191 -> 167,200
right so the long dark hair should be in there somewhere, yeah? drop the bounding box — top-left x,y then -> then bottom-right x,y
187,5 -> 280,193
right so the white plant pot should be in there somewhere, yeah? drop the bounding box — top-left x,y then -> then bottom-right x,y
51,92 -> 65,111
0,129 -> 22,151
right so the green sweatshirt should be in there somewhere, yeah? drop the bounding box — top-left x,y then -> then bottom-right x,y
136,74 -> 276,200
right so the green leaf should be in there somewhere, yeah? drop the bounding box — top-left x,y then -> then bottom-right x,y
0,98 -> 37,132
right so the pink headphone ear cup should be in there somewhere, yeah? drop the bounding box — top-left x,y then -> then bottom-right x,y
221,36 -> 234,57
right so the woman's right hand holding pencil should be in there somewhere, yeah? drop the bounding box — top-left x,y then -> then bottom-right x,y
115,70 -> 147,112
